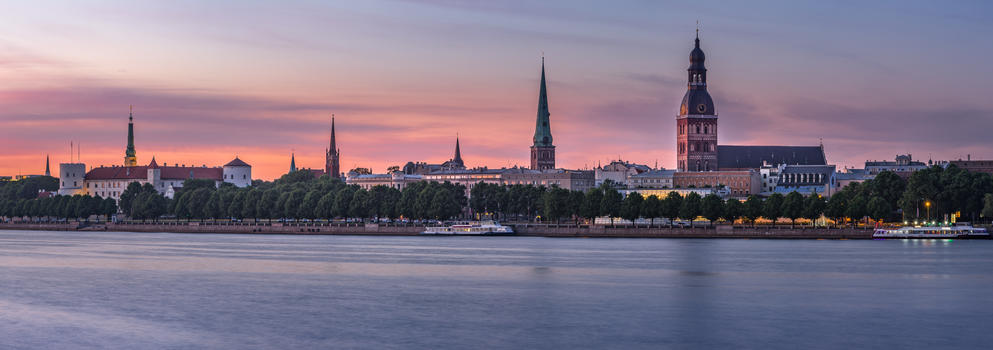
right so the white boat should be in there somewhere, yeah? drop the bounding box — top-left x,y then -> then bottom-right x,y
421,221 -> 515,235
873,224 -> 989,239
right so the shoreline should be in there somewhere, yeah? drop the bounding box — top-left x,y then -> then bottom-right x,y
0,222 -> 873,239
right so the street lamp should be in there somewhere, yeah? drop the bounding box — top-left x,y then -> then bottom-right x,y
925,200 -> 931,223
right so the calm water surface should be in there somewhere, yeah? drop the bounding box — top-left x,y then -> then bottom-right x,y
1,230 -> 991,349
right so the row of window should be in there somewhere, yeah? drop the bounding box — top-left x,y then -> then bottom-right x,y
678,123 -> 716,135
678,141 -> 716,154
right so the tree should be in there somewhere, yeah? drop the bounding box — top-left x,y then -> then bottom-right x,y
867,196 -> 891,224
241,189 -> 261,220
580,188 -> 603,223
867,171 -> 906,209
846,194 -> 868,227
661,192 -> 683,227
101,197 -> 117,220
825,190 -> 849,227
568,190 -> 585,224
316,192 -> 336,220
781,191 -> 805,228
763,193 -> 785,225
743,195 -> 762,227
701,194 -> 724,226
599,186 -> 623,225
641,195 -> 662,226
228,192 -> 246,219
983,193 -> 993,222
333,186 -> 356,218
802,194 -> 826,227
258,189 -> 280,220
543,187 -> 572,223
723,198 -> 743,225
349,188 -> 371,220
620,192 -> 643,225
185,188 -> 213,220
118,182 -> 144,217
679,192 -> 702,227
349,167 -> 372,175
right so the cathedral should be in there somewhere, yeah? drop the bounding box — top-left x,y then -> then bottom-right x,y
675,32 -> 826,172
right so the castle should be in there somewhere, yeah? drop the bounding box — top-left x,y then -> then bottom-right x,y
58,107 -> 252,200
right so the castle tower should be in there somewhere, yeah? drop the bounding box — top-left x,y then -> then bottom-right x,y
325,115 -> 341,179
676,30 -> 718,172
124,105 -> 138,167
530,57 -> 555,170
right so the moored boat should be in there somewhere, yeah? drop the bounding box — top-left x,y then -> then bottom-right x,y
873,224 -> 989,239
421,221 -> 515,235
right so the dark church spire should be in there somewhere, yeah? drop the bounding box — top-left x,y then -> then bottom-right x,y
45,154 -> 50,177
453,135 -> 463,166
326,114 -> 341,179
124,105 -> 137,167
290,152 -> 296,173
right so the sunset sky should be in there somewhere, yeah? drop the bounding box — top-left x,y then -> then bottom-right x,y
2,0 -> 991,180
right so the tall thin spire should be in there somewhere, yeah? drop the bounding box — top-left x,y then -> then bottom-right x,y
533,57 -> 552,147
326,114 -> 341,179
330,114 -> 336,154
124,105 -> 137,167
290,152 -> 297,173
45,154 -> 50,176
530,56 -> 556,170
453,135 -> 463,165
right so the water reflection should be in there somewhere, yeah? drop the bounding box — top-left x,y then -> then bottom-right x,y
1,230 -> 992,350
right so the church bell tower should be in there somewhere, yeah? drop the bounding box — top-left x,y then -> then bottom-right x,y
676,30 -> 718,172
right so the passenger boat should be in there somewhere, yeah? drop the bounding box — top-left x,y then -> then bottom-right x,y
873,224 -> 990,239
421,221 -> 515,235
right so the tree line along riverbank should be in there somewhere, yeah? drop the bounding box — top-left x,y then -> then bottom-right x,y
2,165 -> 993,228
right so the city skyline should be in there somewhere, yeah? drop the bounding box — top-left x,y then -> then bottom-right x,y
2,1 -> 992,180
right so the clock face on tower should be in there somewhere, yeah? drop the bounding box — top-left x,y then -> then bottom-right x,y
697,104 -> 707,113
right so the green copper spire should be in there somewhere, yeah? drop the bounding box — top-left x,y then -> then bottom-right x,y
290,152 -> 297,173
533,57 -> 553,147
124,105 -> 137,166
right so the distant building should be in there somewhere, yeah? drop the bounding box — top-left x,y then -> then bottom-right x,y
595,160 -> 652,186
349,172 -> 423,191
626,169 -> 677,189
58,107 -> 251,200
948,156 -> 993,176
530,58 -> 555,170
864,154 -> 929,176
834,171 -> 875,190
717,145 -> 827,171
501,168 -> 595,192
347,167 -> 594,198
622,188 -> 721,200
769,164 -> 837,196
402,138 -> 467,175
673,170 -> 761,198
82,158 -> 250,200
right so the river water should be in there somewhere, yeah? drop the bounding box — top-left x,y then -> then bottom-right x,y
1,230 -> 991,349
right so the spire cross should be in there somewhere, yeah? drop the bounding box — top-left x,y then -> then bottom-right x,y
696,20 -> 700,39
